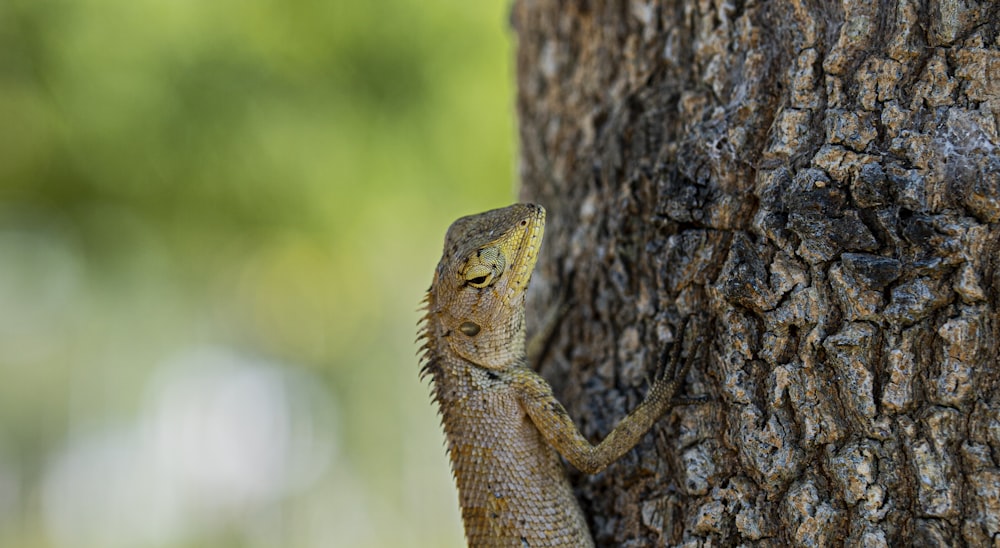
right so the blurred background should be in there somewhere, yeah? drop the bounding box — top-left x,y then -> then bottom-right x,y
0,1 -> 516,546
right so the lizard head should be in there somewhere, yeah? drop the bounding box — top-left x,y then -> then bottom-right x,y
422,203 -> 545,370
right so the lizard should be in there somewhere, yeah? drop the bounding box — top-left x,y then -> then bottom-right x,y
418,203 -> 698,547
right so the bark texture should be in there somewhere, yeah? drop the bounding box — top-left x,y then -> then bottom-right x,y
513,1 -> 1000,546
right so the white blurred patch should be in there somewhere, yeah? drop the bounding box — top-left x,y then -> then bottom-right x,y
42,348 -> 335,548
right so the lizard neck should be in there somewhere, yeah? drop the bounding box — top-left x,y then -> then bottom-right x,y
419,287 -> 527,377
422,331 -> 525,383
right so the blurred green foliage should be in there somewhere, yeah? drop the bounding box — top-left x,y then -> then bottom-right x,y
0,1 -> 515,546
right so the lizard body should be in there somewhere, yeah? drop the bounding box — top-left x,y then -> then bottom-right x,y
420,203 -> 692,547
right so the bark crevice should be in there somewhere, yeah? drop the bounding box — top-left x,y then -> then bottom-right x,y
515,1 -> 1000,545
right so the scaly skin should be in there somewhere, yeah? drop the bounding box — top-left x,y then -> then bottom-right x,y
420,203 -> 691,547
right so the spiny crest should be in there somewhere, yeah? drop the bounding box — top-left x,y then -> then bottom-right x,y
417,288 -> 437,381
418,286 -> 452,452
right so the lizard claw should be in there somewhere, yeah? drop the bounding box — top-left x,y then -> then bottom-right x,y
648,315 -> 708,402
653,328 -> 684,384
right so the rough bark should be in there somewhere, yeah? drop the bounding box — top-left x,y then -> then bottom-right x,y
513,1 -> 1000,546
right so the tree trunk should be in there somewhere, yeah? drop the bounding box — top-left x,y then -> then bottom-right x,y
512,1 -> 1000,545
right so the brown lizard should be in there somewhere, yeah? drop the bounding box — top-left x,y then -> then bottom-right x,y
419,203 -> 697,547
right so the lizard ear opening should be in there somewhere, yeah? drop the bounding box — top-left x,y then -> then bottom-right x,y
459,321 -> 481,336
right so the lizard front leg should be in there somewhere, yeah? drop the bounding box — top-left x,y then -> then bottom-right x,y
513,324 -> 702,475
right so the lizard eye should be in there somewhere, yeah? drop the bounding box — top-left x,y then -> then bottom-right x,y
464,266 -> 493,288
463,247 -> 506,288
465,265 -> 495,289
